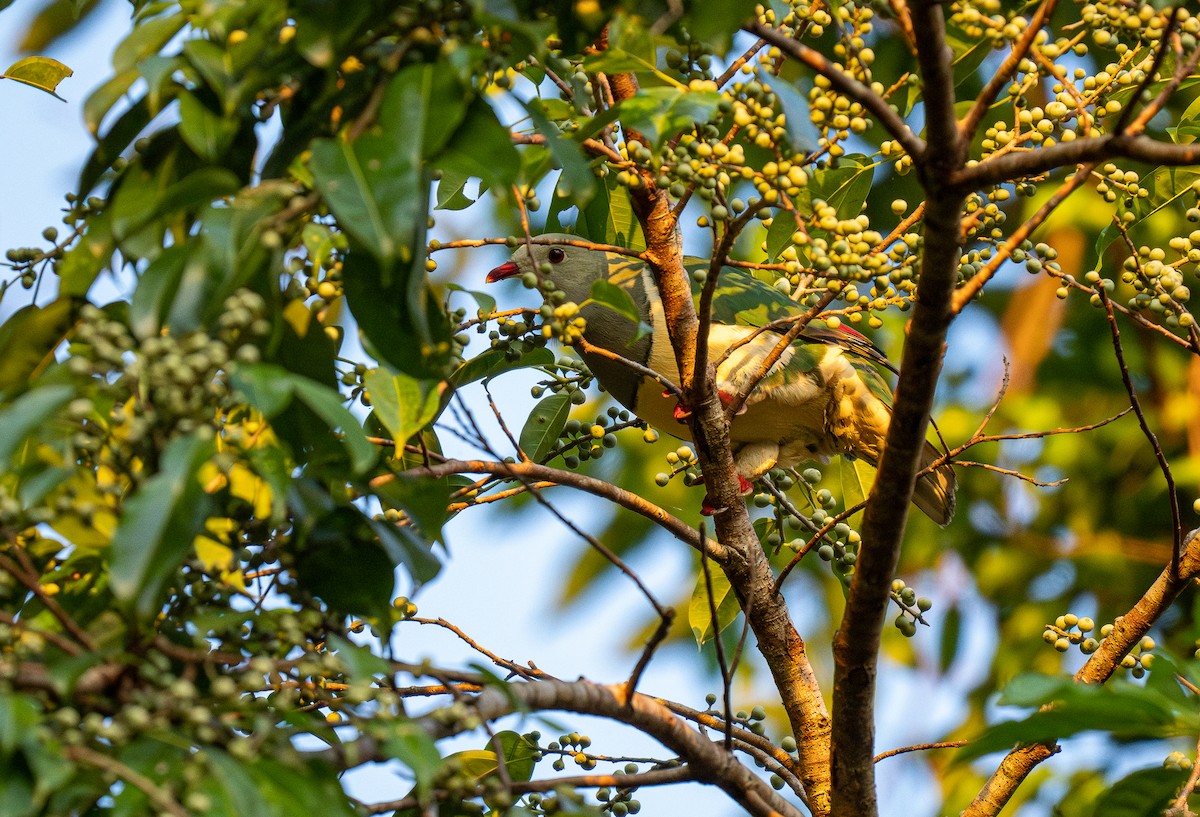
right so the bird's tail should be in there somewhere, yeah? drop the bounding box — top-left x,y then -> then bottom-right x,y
913,441 -> 956,527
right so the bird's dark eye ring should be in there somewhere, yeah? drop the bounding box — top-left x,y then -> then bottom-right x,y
548,248 -> 566,263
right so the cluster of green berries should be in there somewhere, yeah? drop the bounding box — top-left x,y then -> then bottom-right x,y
704,693 -> 770,736
596,770 -> 644,816
891,579 -> 933,638
555,407 -> 639,467
546,731 -> 595,771
1081,3 -> 1198,47
3,227 -> 64,289
1165,751 -> 1195,771
1043,616 -> 1156,677
528,355 -> 592,405
654,444 -> 700,487
763,1 -> 832,37
663,28 -> 716,84
60,189 -> 107,228
524,788 -> 589,816
768,734 -> 800,791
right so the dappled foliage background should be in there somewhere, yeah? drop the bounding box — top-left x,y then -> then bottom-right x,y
1,1 -> 1200,816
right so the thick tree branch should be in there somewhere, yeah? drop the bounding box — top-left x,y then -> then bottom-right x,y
830,7 -> 965,817
425,680 -> 807,817
955,133 -> 1200,189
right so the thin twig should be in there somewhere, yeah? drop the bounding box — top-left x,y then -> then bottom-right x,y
64,746 -> 189,817
412,618 -> 551,681
874,740 -> 968,763
1097,286 -> 1182,577
700,523 -> 734,750
0,549 -> 94,653
1170,730 -> 1200,815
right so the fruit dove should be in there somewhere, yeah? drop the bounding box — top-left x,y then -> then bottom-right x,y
486,235 -> 956,525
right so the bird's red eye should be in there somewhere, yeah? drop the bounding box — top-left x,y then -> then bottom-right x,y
548,248 -> 566,263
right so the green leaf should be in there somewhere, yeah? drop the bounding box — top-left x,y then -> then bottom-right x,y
363,368 -> 444,446
17,0 -> 101,53
589,278 -> 645,326
684,0 -> 758,50
327,634 -> 392,680
436,97 -> 521,191
77,95 -> 154,198
310,137 -> 420,265
445,282 -> 496,316
129,245 -> 190,339
689,563 -> 741,647
771,80 -> 818,155
617,88 -> 720,147
518,394 -> 570,463
372,514 -> 442,589
1091,766 -> 1188,817
341,250 -> 454,380
1,56 -> 72,99
295,507 -> 398,618
958,674 -> 1193,762
447,731 -> 539,785
581,49 -> 682,89
805,154 -> 875,220
580,172 -> 644,250
525,98 -> 596,207
938,603 -> 962,675
0,299 -> 74,393
0,385 -> 73,461
112,10 -> 186,72
232,364 -> 375,474
839,457 -> 874,525
109,432 -> 215,618
375,473 -> 451,543
765,210 -> 799,262
449,345 -> 555,388
377,720 -> 443,795
288,376 -> 377,474
0,694 -> 39,755
434,169 -> 476,211
176,90 -> 238,162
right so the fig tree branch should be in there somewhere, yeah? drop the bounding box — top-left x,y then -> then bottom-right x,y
831,7 -> 965,815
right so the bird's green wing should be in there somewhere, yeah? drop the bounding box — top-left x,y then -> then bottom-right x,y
684,259 -> 797,326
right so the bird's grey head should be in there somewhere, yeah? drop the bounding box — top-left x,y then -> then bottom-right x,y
485,235 -> 606,305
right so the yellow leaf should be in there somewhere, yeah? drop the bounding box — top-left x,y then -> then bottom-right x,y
228,463 -> 273,520
283,299 -> 312,337
195,533 -> 235,571
195,525 -> 246,591
199,461 -> 227,493
2,56 -> 73,100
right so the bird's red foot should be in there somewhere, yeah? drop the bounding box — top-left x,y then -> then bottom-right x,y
699,475 -> 753,516
665,390 -> 692,422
